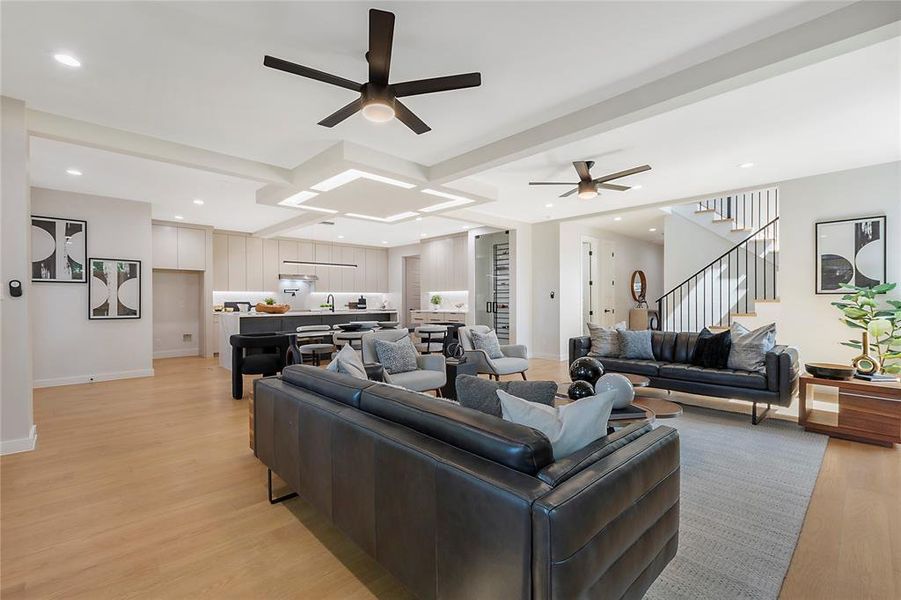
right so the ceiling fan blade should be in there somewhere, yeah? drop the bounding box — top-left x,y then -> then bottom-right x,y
394,100 -> 431,134
393,73 -> 481,98
559,188 -> 579,198
368,9 -> 395,85
317,98 -> 363,128
593,164 -> 651,184
573,161 -> 592,182
529,182 -> 578,186
264,55 -> 361,92
598,183 -> 630,191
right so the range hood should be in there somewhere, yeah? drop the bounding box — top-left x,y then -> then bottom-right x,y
278,273 -> 319,281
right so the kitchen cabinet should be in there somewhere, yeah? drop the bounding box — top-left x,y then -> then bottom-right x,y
314,243 -> 332,291
227,235 -> 246,291
420,234 -> 468,293
262,239 -> 279,291
212,234 -> 228,289
245,237 -> 263,290
340,245 -> 354,293
410,310 -> 467,326
152,225 -> 206,271
278,240 -> 298,275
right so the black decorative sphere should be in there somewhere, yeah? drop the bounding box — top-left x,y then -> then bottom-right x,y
569,356 -> 604,386
567,380 -> 596,401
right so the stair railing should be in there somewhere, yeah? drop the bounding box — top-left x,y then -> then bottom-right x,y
656,216 -> 779,332
696,187 -> 779,233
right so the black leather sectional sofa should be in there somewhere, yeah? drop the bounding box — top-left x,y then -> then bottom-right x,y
570,331 -> 799,424
254,365 -> 680,600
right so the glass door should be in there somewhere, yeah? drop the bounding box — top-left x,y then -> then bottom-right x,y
474,230 -> 510,342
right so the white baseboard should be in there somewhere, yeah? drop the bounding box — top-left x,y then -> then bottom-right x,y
153,348 -> 200,359
0,425 -> 37,455
33,368 -> 155,388
530,352 -> 567,361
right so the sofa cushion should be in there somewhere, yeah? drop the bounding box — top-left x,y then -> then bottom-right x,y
658,363 -> 767,390
618,329 -> 655,359
597,358 -> 664,377
691,328 -> 732,369
455,374 -> 557,417
359,382 -> 554,474
388,369 -> 446,392
281,364 -> 374,407
491,356 -> 530,375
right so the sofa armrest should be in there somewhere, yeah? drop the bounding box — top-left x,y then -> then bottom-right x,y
417,353 -> 446,373
568,336 -> 591,366
766,345 -> 800,403
363,362 -> 385,382
464,348 -> 495,374
531,426 -> 680,600
501,344 -> 528,359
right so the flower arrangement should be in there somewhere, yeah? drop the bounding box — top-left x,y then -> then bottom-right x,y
264,297 -> 276,305
430,294 -> 442,309
832,283 -> 901,374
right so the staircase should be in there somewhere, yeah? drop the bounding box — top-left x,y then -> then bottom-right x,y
657,188 -> 780,332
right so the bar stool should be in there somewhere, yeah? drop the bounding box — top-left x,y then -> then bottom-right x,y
414,324 -> 447,354
230,333 -> 289,399
286,325 -> 334,366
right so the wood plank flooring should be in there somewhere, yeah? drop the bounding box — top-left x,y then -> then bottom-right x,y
1,357 -> 898,599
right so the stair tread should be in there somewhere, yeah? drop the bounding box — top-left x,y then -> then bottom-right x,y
695,208 -> 716,214
753,298 -> 781,303
711,218 -> 734,223
730,312 -> 757,317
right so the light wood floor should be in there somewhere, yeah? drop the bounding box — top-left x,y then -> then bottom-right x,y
1,357 -> 898,599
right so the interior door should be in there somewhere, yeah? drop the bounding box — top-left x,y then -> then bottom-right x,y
600,240 -> 617,327
403,256 -> 420,328
581,240 -> 595,332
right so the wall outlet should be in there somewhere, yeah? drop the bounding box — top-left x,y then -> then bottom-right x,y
182,333 -> 192,342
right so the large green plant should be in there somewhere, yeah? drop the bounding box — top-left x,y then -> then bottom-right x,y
832,282 -> 901,374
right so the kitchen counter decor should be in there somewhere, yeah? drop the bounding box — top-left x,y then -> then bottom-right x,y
255,302 -> 290,314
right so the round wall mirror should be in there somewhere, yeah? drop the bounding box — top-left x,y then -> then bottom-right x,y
630,270 -> 647,303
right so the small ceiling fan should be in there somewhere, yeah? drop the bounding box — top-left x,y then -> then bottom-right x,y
263,8 -> 481,134
529,162 -> 651,199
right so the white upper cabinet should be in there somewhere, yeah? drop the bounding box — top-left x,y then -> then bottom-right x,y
420,234 -> 468,293
212,233 -> 228,289
153,224 -> 206,271
227,235 -> 246,291
314,243 -> 331,291
245,236 -> 263,291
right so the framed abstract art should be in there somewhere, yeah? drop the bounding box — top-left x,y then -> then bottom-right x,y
88,258 -> 142,319
31,216 -> 87,283
815,215 -> 886,294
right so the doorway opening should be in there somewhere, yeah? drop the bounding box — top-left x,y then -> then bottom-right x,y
152,270 -> 203,358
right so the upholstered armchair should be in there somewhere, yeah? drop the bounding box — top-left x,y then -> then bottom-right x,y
458,325 -> 529,380
361,328 -> 447,393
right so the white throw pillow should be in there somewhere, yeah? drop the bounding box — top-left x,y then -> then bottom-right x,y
497,389 -> 615,459
325,344 -> 368,380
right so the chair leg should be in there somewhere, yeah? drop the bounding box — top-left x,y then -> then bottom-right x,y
435,388 -> 443,398
520,372 -> 527,381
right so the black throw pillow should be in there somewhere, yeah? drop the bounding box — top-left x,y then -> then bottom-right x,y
691,328 -> 732,369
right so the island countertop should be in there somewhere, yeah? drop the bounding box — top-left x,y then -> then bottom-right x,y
218,309 -> 398,318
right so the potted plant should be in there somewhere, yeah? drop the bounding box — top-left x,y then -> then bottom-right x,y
832,282 -> 901,374
255,297 -> 290,314
430,294 -> 442,311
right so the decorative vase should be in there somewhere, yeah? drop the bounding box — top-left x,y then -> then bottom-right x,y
851,331 -> 879,375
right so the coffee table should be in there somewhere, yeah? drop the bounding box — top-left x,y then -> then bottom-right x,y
556,373 -> 682,421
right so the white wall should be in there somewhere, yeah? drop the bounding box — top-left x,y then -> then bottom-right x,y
387,243 -> 420,321
663,213 -> 734,290
511,225 -> 532,349
153,270 -> 201,358
1,96 -> 35,454
31,188 -> 154,386
530,221 -> 561,359
773,161 -> 900,365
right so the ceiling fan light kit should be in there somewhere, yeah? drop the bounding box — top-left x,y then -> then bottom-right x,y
577,181 -> 598,200
530,161 -> 652,200
263,8 -> 481,134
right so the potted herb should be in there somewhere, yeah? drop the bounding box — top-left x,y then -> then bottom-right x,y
430,294 -> 442,310
832,283 -> 901,374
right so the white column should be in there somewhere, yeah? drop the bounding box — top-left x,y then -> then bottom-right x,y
1,96 -> 36,454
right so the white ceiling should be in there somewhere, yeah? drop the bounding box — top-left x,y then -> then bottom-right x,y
578,207 -> 668,245
1,0 -> 842,168
467,36 -> 901,223
283,215 -> 477,247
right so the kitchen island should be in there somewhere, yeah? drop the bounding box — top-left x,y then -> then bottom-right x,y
218,309 -> 398,370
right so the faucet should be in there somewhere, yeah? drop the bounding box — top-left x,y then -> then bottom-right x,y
326,293 -> 335,313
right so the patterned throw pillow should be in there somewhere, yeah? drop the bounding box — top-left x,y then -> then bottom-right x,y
373,336 -> 419,374
325,344 -> 368,380
728,322 -> 776,373
586,322 -> 625,357
618,329 -> 655,360
691,328 -> 732,369
471,329 -> 504,359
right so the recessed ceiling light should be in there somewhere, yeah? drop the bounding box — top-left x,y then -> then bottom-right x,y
415,217 -> 423,221
420,233 -> 427,237
381,240 -> 388,244
632,185 -> 643,190
545,203 -> 554,208
420,189 -> 475,212
738,162 -> 755,169
65,168 -> 82,176
649,227 -> 657,232
311,169 -> 415,192
338,235 -> 345,239
461,225 -> 470,230
613,216 -> 622,222
277,190 -> 319,207
54,53 -> 81,68
174,215 -> 184,220
193,199 -> 204,205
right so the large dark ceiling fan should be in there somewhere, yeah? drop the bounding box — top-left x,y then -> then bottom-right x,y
529,161 -> 651,199
263,8 -> 481,134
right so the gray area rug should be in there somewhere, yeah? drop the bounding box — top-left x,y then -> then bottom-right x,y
645,406 -> 828,600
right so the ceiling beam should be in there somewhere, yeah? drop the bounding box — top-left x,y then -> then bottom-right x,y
428,1 -> 901,183
253,212 -> 331,238
27,110 -> 293,185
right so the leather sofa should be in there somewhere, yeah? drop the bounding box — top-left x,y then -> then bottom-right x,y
254,365 -> 680,600
569,331 -> 799,424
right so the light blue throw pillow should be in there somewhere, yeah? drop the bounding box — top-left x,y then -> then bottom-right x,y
618,330 -> 655,360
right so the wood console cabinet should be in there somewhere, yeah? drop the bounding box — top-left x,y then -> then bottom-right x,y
799,375 -> 901,447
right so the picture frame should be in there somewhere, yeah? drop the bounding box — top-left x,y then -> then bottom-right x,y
31,215 -> 88,283
88,257 -> 142,320
815,215 -> 886,294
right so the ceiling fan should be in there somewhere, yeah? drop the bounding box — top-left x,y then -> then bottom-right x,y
263,8 -> 481,134
529,162 -> 651,199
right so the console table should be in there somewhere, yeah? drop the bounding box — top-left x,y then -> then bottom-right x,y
799,375 -> 901,447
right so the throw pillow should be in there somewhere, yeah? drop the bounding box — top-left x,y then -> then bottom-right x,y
586,322 -> 625,357
497,389 -> 615,459
691,328 -> 732,369
455,374 -> 557,417
728,322 -> 776,373
471,329 -> 504,359
373,336 -> 419,375
618,329 -> 655,360
325,344 -> 368,380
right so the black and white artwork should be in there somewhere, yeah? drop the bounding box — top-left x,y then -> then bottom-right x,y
816,216 -> 886,294
89,258 -> 142,319
31,216 -> 87,282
